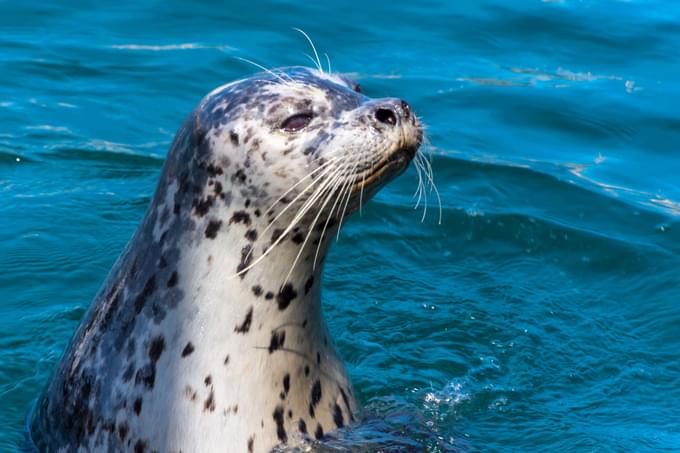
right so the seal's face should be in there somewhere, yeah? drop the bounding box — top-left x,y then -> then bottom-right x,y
196,66 -> 422,226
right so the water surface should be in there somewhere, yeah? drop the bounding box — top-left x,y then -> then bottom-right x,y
1,1 -> 679,451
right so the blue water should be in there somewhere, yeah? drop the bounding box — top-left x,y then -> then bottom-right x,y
1,1 -> 679,451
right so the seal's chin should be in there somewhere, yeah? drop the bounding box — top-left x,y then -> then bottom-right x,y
351,143 -> 419,194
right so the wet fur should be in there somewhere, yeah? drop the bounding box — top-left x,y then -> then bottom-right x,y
31,66 -> 421,453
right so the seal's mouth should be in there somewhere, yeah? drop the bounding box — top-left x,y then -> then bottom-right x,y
350,143 -> 419,193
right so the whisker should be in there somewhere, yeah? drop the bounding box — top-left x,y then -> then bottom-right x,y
313,156 -> 359,267
283,164 -> 349,283
412,152 -> 425,204
334,151 -> 363,240
234,57 -> 293,85
293,27 -> 323,73
418,149 -> 442,224
264,156 -> 339,215
233,162 -> 343,276
413,153 -> 428,221
259,160 -> 340,238
303,53 -> 320,70
324,53 -> 332,74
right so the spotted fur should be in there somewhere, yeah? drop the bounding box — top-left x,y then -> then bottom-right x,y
31,66 -> 421,452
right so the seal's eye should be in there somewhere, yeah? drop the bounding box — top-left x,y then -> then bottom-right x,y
281,113 -> 313,132
354,84 -> 362,93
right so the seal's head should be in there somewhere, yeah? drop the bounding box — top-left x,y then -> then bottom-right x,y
191,67 -> 422,226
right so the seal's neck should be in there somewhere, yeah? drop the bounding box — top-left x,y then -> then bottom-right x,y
140,189 -> 356,448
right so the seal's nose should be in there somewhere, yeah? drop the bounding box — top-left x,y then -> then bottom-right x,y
375,107 -> 397,126
372,98 -> 411,127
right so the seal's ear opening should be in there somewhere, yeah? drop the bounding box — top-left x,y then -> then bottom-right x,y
336,74 -> 362,94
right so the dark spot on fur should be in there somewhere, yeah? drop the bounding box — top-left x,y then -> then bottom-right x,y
288,409 -> 293,419
230,210 -> 251,226
271,228 -> 284,244
302,319 -> 307,328
135,365 -> 155,389
283,374 -> 290,395
204,388 -> 215,412
204,375 -> 212,386
245,229 -> 258,241
232,169 -> 247,184
237,245 -> 253,278
224,354 -> 230,365
268,330 -> 285,353
254,209 -> 261,217
133,398 -> 142,415
304,276 -> 314,295
247,436 -> 254,453
276,284 -> 297,310
234,306 -> 253,333
167,271 -> 178,288
339,387 -> 354,421
315,423 -> 324,440
252,285 -> 262,296
184,385 -> 197,402
181,342 -> 194,357
149,336 -> 165,364
206,163 -> 223,177
135,275 -> 156,314
291,232 -> 304,244
273,405 -> 287,443
311,380 -> 322,407
304,365 -> 310,376
265,292 -> 274,300
333,403 -> 345,428
193,196 -> 214,217
118,422 -> 129,441
134,439 -> 147,453
298,418 -> 307,435
205,219 -> 222,239
230,130 -> 239,146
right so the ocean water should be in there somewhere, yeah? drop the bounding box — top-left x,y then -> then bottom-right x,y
1,0 -> 679,451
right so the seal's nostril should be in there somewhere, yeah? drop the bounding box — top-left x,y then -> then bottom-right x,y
375,108 -> 397,126
400,100 -> 411,118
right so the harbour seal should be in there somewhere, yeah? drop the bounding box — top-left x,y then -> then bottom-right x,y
31,65 -> 422,452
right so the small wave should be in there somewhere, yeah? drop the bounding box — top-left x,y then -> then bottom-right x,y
565,161 -> 680,217
110,43 -> 234,52
510,66 -> 622,83
459,66 -> 626,90
25,125 -> 71,133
